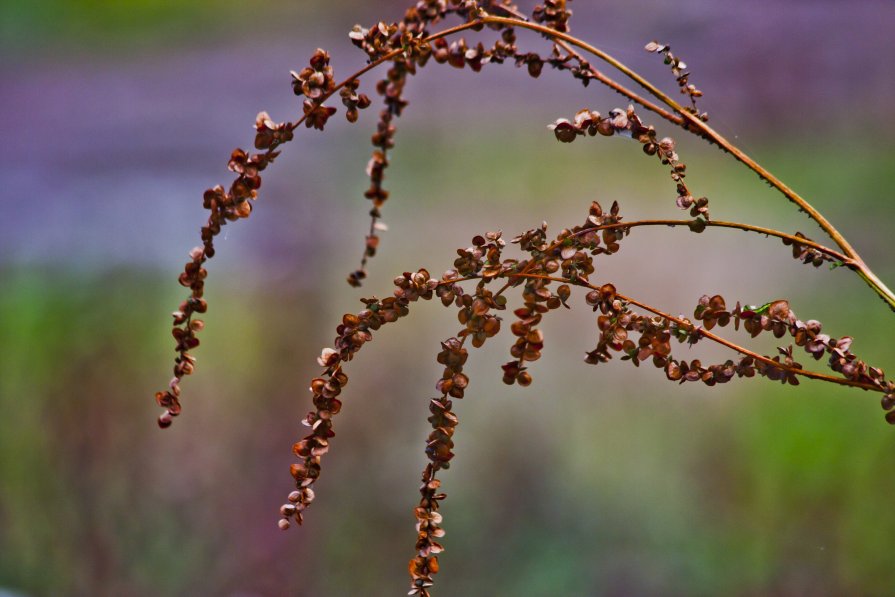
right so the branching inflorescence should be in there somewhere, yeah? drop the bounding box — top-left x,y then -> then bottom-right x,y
153,1 -> 894,594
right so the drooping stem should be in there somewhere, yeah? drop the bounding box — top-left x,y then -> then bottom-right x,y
509,272 -> 882,393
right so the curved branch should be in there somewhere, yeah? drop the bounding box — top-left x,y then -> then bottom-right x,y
575,219 -> 851,265
508,272 -> 882,393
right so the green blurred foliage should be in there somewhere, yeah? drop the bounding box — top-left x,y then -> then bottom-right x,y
0,0 -> 343,57
1,0 -> 223,53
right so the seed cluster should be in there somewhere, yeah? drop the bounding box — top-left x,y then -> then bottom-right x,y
292,49 -> 341,130
409,337 -> 465,595
279,269 -> 439,529
644,40 -> 706,119
589,290 -> 893,395
155,115 -> 292,428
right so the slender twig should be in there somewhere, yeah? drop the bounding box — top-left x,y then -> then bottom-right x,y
506,272 -> 882,393
551,38 -> 684,128
572,219 -> 852,265
496,218 -> 851,305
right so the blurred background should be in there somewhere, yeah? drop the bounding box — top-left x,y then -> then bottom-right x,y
2,1 -> 894,595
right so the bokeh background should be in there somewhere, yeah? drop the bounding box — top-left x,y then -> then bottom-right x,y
2,1 -> 895,595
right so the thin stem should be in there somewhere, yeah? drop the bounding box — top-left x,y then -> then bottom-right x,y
573,219 -> 851,265
507,272 -> 882,393
551,38 -> 684,128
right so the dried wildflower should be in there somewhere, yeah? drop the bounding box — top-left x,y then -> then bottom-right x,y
349,22 -> 398,61
347,13 -> 440,286
694,294 -> 731,330
254,111 -> 293,149
153,5 -> 895,594
409,333 -> 470,592
156,105 -> 288,425
291,49 -> 336,100
280,267 -> 444,530
782,231 -> 838,268
302,100 -> 338,131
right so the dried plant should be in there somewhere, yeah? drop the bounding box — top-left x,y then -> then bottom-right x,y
153,1 -> 894,594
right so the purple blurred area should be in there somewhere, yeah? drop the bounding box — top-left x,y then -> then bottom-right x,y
2,2 -> 895,596
3,0 -> 893,268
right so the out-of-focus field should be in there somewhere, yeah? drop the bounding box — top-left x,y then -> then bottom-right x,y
2,1 -> 894,595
